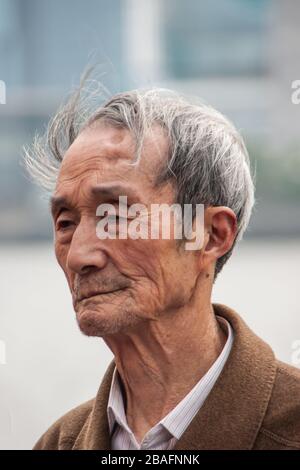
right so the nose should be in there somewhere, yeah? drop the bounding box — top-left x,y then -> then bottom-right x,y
66,217 -> 109,275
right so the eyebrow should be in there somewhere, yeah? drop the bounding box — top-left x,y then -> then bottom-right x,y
50,195 -> 72,219
50,182 -> 142,218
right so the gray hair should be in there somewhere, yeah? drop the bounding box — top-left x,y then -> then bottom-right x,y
23,82 -> 255,278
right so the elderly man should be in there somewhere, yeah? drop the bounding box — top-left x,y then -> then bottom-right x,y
25,87 -> 300,450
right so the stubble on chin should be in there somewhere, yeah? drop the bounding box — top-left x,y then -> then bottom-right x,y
74,294 -> 141,337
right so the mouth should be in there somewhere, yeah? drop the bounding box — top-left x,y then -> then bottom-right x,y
77,286 -> 127,302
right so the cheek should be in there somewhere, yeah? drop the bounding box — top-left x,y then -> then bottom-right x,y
54,241 -> 66,268
55,241 -> 73,285
113,241 -> 181,308
133,241 -> 195,304
112,240 -> 162,282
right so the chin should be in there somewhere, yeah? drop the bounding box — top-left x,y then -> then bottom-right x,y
76,306 -> 140,337
77,310 -> 107,336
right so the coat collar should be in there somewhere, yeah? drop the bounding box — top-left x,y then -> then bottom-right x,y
73,303 -> 277,450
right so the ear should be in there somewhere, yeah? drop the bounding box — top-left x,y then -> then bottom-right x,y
200,206 -> 237,270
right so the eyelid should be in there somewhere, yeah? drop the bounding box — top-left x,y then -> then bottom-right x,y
55,210 -> 76,227
55,207 -> 73,220
53,208 -> 65,220
56,219 -> 75,233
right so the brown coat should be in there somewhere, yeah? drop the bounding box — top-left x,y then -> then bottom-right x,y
33,303 -> 300,450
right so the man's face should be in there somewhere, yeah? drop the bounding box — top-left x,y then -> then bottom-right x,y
52,122 -> 199,337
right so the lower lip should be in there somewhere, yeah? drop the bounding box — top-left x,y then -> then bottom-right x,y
80,290 -> 124,302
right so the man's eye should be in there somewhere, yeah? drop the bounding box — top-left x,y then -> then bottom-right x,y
56,219 -> 75,230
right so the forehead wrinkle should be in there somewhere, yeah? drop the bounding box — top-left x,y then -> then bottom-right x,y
59,152 -> 137,187
90,182 -> 142,203
59,123 -> 169,189
54,125 -> 171,212
62,131 -> 135,168
52,176 -> 144,216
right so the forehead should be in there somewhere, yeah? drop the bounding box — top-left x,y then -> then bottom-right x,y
57,122 -> 169,190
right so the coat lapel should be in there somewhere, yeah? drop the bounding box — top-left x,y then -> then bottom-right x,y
73,360 -> 115,449
173,303 -> 277,449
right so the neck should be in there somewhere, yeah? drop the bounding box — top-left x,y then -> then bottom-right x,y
104,299 -> 227,443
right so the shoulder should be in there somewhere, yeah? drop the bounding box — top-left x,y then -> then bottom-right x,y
33,398 -> 95,450
258,360 -> 300,449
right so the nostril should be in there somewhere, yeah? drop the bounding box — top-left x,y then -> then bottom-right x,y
80,265 -> 98,275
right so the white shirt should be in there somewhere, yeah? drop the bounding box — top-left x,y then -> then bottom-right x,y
107,316 -> 234,450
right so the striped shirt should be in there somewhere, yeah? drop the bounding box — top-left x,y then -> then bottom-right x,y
107,316 -> 234,450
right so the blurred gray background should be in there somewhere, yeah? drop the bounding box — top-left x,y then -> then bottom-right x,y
0,0 -> 299,449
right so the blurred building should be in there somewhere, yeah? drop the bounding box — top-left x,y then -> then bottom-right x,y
0,0 -> 299,241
